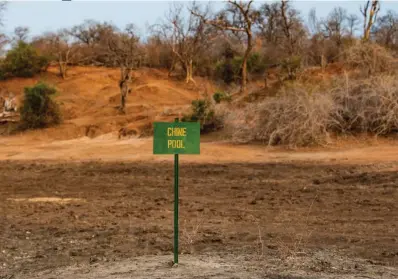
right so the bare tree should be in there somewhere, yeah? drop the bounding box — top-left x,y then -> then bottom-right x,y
68,20 -> 117,65
13,26 -> 29,42
0,1 -> 6,26
374,10 -> 398,48
360,0 -> 380,41
69,20 -> 103,47
258,1 -> 305,59
33,30 -> 81,79
52,31 -> 80,79
280,0 -> 306,55
257,2 -> 281,44
153,2 -> 210,84
144,35 -> 174,69
347,14 -> 360,38
321,7 -> 347,47
265,0 -> 306,80
65,21 -> 141,112
0,33 -> 7,55
307,9 -> 328,69
308,8 -> 320,35
192,0 -> 257,95
0,2 -> 8,55
101,24 -> 141,113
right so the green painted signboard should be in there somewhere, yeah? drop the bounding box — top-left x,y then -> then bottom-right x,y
153,122 -> 200,155
153,119 -> 200,266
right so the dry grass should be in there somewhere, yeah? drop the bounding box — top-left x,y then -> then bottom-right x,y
181,214 -> 204,254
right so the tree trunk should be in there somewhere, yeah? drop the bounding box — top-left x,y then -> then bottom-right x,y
119,67 -> 131,114
364,1 -> 379,41
364,25 -> 372,41
59,61 -> 67,79
185,59 -> 195,84
120,91 -> 126,113
264,71 -> 268,88
241,31 -> 253,95
384,31 -> 392,47
185,62 -> 190,83
321,54 -> 326,73
241,59 -> 248,95
168,56 -> 176,77
120,84 -> 129,114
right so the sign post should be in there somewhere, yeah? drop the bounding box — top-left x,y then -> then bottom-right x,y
153,118 -> 200,265
174,144 -> 179,264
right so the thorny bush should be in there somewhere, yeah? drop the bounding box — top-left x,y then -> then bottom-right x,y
225,74 -> 398,147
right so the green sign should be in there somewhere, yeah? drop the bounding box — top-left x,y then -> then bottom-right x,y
153,122 -> 200,155
153,119 -> 200,266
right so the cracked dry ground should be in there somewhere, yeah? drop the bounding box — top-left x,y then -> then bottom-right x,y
0,161 -> 397,278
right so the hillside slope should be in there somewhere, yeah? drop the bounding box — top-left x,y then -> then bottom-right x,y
0,66 -> 216,140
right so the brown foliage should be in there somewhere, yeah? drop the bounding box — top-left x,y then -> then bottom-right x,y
225,74 -> 398,146
32,31 -> 82,79
344,41 -> 395,76
330,75 -> 398,135
192,0 -> 257,95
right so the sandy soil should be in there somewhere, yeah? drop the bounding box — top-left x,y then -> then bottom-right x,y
0,148 -> 397,278
0,66 -> 211,140
1,133 -> 398,165
0,66 -> 397,278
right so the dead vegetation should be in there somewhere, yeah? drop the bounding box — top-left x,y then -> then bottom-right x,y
0,0 -> 397,144
225,73 -> 398,147
344,41 -> 395,76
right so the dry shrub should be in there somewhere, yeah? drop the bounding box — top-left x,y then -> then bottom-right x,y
330,75 -> 398,135
229,87 -> 333,146
212,102 -> 231,130
255,92 -> 333,146
344,41 -> 395,77
182,98 -> 226,133
139,123 -> 154,137
225,74 -> 398,146
223,102 -> 258,143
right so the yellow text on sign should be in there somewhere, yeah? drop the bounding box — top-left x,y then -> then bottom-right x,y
167,127 -> 187,149
168,140 -> 185,149
167,128 -> 187,137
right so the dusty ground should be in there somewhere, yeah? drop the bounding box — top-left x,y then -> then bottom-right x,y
0,66 -> 212,139
0,141 -> 397,278
1,133 -> 398,164
0,66 -> 397,278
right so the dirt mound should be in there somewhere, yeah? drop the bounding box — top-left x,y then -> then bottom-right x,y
0,63 -> 351,141
0,66 -> 205,140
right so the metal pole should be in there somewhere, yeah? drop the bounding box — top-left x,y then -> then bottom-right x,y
173,118 -> 179,265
